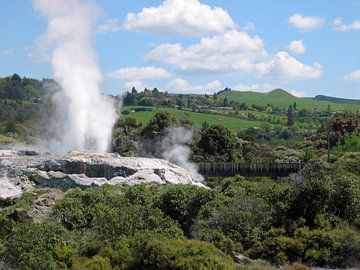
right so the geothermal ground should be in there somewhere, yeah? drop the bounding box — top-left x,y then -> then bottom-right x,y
0,150 -> 204,199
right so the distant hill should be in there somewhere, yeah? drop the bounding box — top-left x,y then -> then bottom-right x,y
218,89 -> 360,111
314,95 -> 360,105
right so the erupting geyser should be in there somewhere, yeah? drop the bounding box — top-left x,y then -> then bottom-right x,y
33,0 -> 117,153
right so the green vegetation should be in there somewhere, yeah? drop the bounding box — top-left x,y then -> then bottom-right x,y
0,74 -> 59,142
123,106 -> 269,131
219,88 -> 360,111
0,164 -> 359,269
1,75 -> 360,269
0,134 -> 17,143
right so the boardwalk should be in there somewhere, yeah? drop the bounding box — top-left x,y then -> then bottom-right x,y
197,162 -> 303,177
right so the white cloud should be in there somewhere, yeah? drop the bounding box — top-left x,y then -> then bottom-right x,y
290,90 -> 307,97
0,48 -> 14,56
288,40 -> 306,54
146,30 -> 322,81
288,13 -> 325,31
97,18 -> 121,33
109,66 -> 170,81
333,17 -> 360,31
167,78 -> 222,93
257,51 -> 323,80
124,0 -> 236,36
146,30 -> 267,74
344,70 -> 360,81
239,22 -> 255,31
232,83 -> 280,92
124,80 -> 149,91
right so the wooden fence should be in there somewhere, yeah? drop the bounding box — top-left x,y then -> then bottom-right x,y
197,162 -> 303,177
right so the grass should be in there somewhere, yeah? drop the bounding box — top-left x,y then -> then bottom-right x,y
219,89 -> 360,111
0,134 -> 17,143
123,106 -> 276,130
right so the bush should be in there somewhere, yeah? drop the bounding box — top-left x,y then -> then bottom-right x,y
138,238 -> 236,270
198,124 -> 238,161
73,255 -> 112,270
195,196 -> 273,248
4,222 -> 74,270
155,185 -> 215,236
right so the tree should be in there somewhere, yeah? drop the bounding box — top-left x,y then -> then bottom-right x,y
287,105 -> 294,127
223,97 -> 229,107
327,104 -> 332,114
141,111 -> 172,139
198,124 -> 237,159
330,113 -> 360,135
240,102 -> 248,110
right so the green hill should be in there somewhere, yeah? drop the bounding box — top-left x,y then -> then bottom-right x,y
219,89 -> 360,111
314,95 -> 360,105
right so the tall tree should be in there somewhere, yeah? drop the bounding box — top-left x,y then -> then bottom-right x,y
287,105 -> 294,127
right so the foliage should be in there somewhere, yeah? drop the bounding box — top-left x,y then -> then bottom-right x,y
154,184 -> 215,236
53,186 -> 183,243
1,160 -> 360,269
4,222 -> 74,270
197,124 -> 239,161
330,113 -> 360,135
137,238 -> 235,270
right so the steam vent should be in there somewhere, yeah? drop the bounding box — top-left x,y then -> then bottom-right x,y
0,150 -> 204,199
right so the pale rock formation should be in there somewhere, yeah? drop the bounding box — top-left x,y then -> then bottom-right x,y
0,150 -> 204,199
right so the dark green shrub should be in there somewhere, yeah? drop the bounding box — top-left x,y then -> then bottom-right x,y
138,238 -> 235,270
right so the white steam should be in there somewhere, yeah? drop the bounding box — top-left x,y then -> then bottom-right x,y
33,0 -> 117,153
161,127 -> 204,182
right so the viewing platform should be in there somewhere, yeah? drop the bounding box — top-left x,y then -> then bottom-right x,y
197,162 -> 304,177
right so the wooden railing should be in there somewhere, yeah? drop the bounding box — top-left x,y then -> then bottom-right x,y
197,162 -> 303,177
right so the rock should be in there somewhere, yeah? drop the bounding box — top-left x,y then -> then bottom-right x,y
0,151 -> 205,198
27,189 -> 65,223
232,252 -> 253,264
0,177 -> 22,199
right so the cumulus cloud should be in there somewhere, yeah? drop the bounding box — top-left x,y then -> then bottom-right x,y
109,66 -> 170,81
146,30 -> 267,74
344,70 -> 360,81
97,18 -> 121,33
288,40 -> 306,54
167,78 -> 222,93
0,48 -> 14,56
232,83 -> 280,92
146,29 -> 322,81
257,51 -> 323,80
124,0 -> 236,36
288,13 -> 325,31
333,17 -> 360,31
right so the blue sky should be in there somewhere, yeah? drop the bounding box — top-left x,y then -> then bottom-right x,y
0,0 -> 360,98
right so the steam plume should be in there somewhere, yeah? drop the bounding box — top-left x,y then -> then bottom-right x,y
161,127 -> 204,181
33,0 -> 117,153
140,126 -> 204,181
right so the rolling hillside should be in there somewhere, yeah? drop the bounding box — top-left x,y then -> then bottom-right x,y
123,107 -> 277,130
314,95 -> 360,105
219,89 -> 360,111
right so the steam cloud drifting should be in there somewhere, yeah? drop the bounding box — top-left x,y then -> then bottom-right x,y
161,127 -> 204,181
33,0 -> 117,153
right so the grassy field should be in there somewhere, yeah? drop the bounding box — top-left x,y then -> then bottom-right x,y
123,106 -> 276,130
219,89 -> 360,111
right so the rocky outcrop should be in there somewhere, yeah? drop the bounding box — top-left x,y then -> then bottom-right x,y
0,150 -> 205,199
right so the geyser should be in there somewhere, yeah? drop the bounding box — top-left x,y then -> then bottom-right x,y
33,0 -> 117,153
